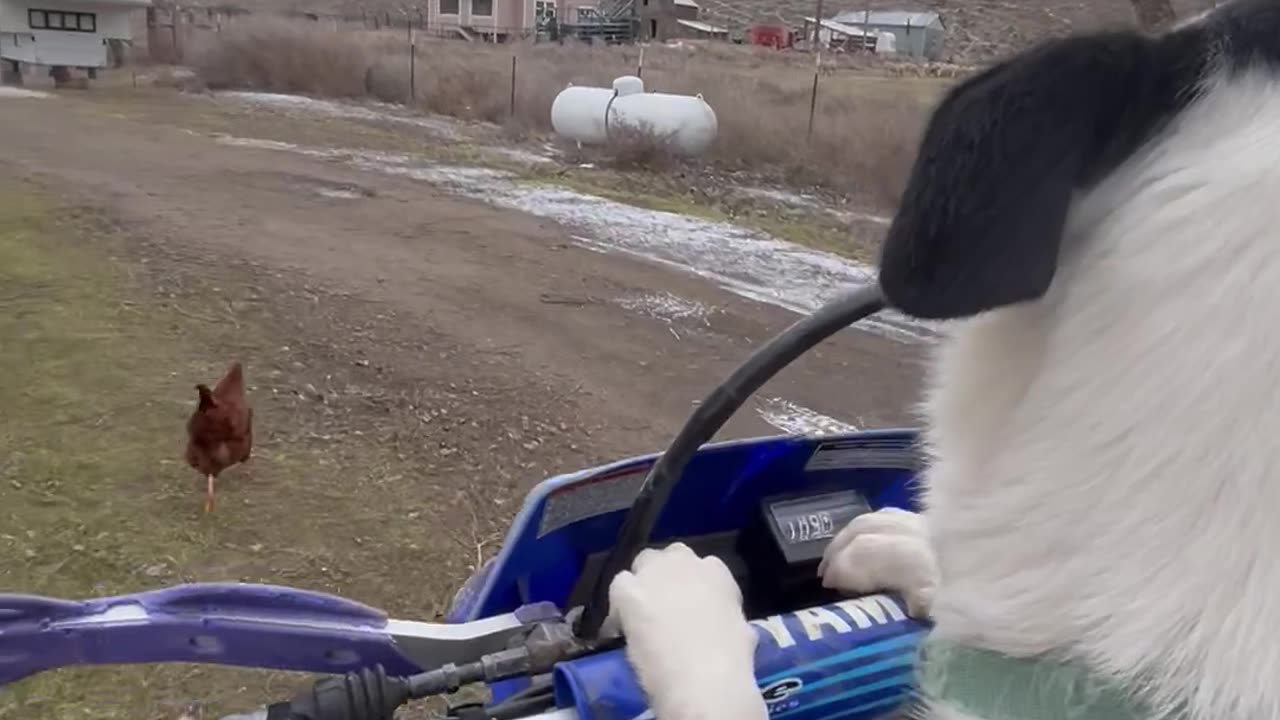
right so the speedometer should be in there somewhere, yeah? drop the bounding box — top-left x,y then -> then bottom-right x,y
764,490 -> 871,565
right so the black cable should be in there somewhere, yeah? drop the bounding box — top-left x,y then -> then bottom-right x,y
575,283 -> 887,638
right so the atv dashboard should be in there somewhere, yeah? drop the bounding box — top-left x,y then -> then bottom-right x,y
447,431 -> 922,624
567,487 -> 875,617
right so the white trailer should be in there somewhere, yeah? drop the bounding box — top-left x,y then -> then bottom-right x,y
0,0 -> 149,83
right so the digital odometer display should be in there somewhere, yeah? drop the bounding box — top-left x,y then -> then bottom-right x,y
781,507 -> 839,544
765,490 -> 871,562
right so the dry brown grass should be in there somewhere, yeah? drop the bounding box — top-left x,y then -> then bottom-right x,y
190,22 -> 948,201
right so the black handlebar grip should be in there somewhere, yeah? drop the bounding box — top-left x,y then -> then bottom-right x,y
283,664 -> 411,720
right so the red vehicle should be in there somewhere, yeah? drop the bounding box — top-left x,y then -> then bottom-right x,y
748,24 -> 794,50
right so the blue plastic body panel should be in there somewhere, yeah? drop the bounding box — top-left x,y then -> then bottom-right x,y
448,429 -> 930,720
448,430 -> 923,622
553,595 -> 927,720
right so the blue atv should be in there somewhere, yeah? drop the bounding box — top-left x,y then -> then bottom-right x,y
0,286 -> 928,720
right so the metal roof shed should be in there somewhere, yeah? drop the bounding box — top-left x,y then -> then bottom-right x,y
829,9 -> 944,60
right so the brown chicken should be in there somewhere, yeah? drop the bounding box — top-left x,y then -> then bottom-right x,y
185,361 -> 253,513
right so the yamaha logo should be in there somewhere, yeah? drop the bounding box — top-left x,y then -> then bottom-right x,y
760,677 -> 804,702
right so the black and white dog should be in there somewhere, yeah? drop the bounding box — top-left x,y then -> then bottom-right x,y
607,2 -> 1280,719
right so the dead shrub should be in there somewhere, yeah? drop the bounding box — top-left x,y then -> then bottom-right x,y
598,121 -> 682,172
191,19 -> 375,97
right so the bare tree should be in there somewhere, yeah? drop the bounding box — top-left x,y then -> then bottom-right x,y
1128,0 -> 1176,31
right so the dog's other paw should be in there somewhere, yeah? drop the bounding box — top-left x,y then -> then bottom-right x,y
817,508 -> 938,618
608,543 -> 767,720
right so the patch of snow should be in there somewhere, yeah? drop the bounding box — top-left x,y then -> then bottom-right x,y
736,185 -> 892,226
219,91 -> 464,139
756,397 -> 860,437
736,186 -> 820,208
836,209 -> 893,226
211,134 -> 936,343
484,147 -> 555,165
316,187 -> 364,199
216,136 -> 309,152
0,87 -> 51,99
616,291 -> 712,326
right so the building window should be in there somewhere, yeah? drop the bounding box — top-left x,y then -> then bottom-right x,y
535,0 -> 556,26
439,0 -> 459,14
471,0 -> 493,15
29,9 -> 97,32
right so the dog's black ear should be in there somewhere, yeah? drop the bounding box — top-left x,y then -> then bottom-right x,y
879,31 -> 1189,320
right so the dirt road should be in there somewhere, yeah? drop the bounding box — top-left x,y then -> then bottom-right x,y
0,87 -> 925,718
7,88 -> 926,444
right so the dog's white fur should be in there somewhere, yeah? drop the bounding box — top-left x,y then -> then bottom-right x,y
610,19 -> 1280,720
608,543 -> 769,720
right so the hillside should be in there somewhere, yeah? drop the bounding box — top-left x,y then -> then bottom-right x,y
206,0 -> 1219,64
694,0 -> 1219,63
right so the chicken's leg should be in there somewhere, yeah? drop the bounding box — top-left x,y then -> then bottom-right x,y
204,474 -> 216,513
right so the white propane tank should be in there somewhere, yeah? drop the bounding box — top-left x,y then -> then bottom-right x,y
550,75 -> 718,156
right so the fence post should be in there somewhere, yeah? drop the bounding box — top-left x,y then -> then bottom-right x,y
410,40 -> 416,101
510,55 -> 517,117
812,0 -> 824,47
636,46 -> 644,78
807,51 -> 820,142
171,5 -> 182,64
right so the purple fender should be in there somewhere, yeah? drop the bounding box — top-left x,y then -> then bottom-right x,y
0,583 -> 421,685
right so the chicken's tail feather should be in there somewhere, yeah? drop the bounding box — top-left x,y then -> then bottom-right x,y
213,361 -> 245,399
196,384 -> 216,410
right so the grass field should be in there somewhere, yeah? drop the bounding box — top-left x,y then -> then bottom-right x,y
0,175 -> 506,719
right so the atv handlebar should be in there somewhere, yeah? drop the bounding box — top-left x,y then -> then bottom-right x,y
576,284 -> 888,638
262,664 -> 576,720
243,606 -> 615,720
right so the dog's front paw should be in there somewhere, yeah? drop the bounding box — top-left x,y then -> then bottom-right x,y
817,507 -> 938,618
608,543 -> 767,720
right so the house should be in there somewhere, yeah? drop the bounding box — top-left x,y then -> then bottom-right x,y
430,0 -> 586,40
828,9 -> 943,60
636,0 -> 713,41
548,0 -> 634,45
0,0 -> 150,84
801,16 -> 894,54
